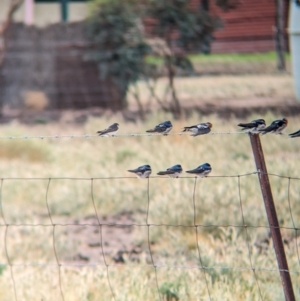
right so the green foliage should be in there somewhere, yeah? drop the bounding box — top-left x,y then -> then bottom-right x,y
148,0 -> 222,53
159,282 -> 180,301
0,264 -> 6,275
86,0 -> 233,114
215,0 -> 240,11
86,0 -> 152,105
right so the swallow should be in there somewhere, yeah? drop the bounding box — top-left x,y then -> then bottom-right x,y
238,119 -> 266,133
182,122 -> 212,137
288,129 -> 300,138
258,118 -> 288,135
157,164 -> 183,178
127,165 -> 152,178
146,121 -> 172,135
97,123 -> 119,136
186,163 -> 212,178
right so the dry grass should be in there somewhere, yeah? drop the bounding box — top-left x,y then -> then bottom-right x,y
127,74 -> 295,108
0,111 -> 300,300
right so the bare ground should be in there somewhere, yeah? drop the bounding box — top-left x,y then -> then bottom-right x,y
55,212 -> 148,265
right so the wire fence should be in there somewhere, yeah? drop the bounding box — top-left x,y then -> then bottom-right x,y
0,129 -> 299,301
0,169 -> 300,300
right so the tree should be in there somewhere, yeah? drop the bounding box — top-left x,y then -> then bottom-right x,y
86,0 -> 152,113
87,0 -> 237,118
0,0 -> 24,116
274,0 -> 286,71
147,0 -> 222,117
0,0 -> 23,65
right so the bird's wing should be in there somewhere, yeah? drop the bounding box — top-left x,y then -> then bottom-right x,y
195,125 -> 211,135
289,129 -> 300,137
183,125 -> 196,131
128,168 -> 139,173
186,167 -> 202,173
259,121 -> 278,132
164,168 -> 177,174
98,127 -> 115,135
154,124 -> 167,133
146,123 -> 165,133
157,170 -> 171,175
238,122 -> 257,129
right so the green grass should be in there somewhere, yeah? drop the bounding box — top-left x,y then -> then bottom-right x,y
0,112 -> 300,300
146,52 -> 291,66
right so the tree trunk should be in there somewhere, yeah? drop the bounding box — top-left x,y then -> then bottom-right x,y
274,0 -> 286,71
0,0 -> 24,117
165,30 -> 181,118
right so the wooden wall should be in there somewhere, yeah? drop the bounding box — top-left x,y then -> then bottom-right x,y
145,0 -> 289,53
208,0 -> 289,53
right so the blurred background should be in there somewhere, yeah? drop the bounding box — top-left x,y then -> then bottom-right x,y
0,0 -> 298,121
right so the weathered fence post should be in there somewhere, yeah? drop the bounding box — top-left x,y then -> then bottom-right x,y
249,133 -> 295,301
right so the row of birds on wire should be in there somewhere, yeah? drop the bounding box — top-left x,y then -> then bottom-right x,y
127,163 -> 211,179
96,117 -> 300,137
97,117 -> 296,179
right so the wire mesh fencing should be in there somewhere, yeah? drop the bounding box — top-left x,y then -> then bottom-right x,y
0,163 -> 300,300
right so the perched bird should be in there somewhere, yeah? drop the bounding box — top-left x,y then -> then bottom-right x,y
258,118 -> 288,135
238,119 -> 266,133
127,165 -> 152,178
157,164 -> 183,178
182,122 -> 212,137
146,121 -> 173,136
186,163 -> 212,178
97,123 -> 119,136
288,129 -> 300,138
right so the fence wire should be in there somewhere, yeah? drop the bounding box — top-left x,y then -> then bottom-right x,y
0,172 -> 299,301
0,132 -> 295,140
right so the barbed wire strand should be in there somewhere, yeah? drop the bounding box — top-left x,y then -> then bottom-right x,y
0,131 -> 295,140
193,177 -> 213,301
90,179 -> 116,301
287,178 -> 300,268
146,178 -> 163,301
0,132 -> 247,140
237,176 -> 264,301
45,178 -> 65,301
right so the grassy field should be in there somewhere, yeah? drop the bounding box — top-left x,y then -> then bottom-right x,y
145,52 -> 292,75
127,74 -> 294,109
0,111 -> 300,301
146,52 -> 291,65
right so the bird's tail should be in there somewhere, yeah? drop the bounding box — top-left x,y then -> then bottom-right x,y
157,171 -> 172,175
288,130 -> 300,138
182,127 -> 191,132
258,128 -> 270,135
127,169 -> 137,173
146,129 -> 155,133
185,170 -> 196,174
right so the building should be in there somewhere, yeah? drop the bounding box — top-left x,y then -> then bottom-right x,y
0,0 -> 290,53
0,0 -> 88,27
209,0 -> 289,53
